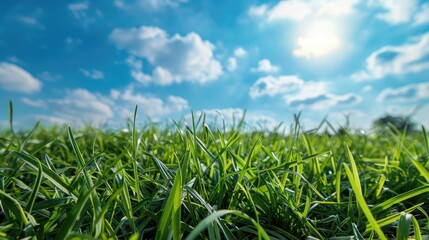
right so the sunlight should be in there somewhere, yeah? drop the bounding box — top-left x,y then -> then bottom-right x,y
293,20 -> 341,58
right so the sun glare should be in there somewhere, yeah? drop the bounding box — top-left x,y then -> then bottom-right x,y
293,20 -> 341,58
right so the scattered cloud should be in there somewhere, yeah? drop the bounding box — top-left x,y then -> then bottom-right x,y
48,88 -> 113,125
362,85 -> 373,92
249,75 -> 303,98
80,68 -> 104,80
286,93 -> 361,110
369,0 -> 418,24
125,56 -> 151,84
110,26 -> 223,85
234,47 -> 247,57
38,71 -> 62,82
248,0 -> 359,22
251,59 -> 279,73
21,97 -> 47,109
250,75 -> 361,110
118,88 -> 189,118
114,0 -> 187,10
377,82 -> 429,102
17,16 -> 44,29
351,32 -> 429,81
248,4 -> 268,17
227,57 -> 237,71
0,62 -> 42,93
414,3 -> 429,25
68,1 -> 102,27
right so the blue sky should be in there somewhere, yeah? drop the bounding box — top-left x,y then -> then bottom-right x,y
1,0 -> 429,130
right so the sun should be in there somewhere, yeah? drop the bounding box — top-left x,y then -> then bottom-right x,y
293,20 -> 341,58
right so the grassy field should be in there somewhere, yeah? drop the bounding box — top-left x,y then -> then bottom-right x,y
0,106 -> 429,239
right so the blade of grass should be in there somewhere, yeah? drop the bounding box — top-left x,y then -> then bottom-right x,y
396,212 -> 412,240
0,189 -> 29,226
25,159 -> 43,213
155,168 -> 182,240
343,144 -> 386,239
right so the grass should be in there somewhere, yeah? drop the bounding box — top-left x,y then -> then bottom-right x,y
0,105 -> 429,239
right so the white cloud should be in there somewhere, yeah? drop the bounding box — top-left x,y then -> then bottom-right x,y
110,26 -> 223,85
39,71 -> 62,81
48,88 -> 113,125
286,93 -> 361,110
119,88 -> 188,117
68,2 -> 89,19
227,57 -> 237,71
248,0 -> 359,22
369,0 -> 418,24
362,85 -> 373,92
317,0 -> 360,16
125,56 -> 152,84
114,0 -> 187,10
68,1 -> 102,27
234,47 -> 247,57
293,20 -> 340,58
249,75 -> 304,98
248,4 -> 268,17
21,97 -> 47,109
251,59 -> 279,73
414,3 -> 429,25
377,82 -> 429,102
249,75 -> 361,110
267,1 -> 312,21
80,68 -> 104,80
352,32 -> 429,81
0,62 -> 42,93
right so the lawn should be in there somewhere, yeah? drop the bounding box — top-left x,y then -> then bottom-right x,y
0,106 -> 428,239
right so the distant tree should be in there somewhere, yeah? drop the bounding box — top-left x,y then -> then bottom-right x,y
373,115 -> 416,133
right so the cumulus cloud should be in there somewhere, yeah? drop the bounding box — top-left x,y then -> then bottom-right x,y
377,82 -> 429,102
249,75 -> 361,110
24,87 -> 189,126
351,32 -> 429,81
80,68 -> 104,80
234,47 -> 247,57
249,75 -> 304,98
39,71 -> 62,81
50,89 -> 113,124
248,0 -> 359,21
119,88 -> 188,117
369,0 -> 418,24
0,62 -> 42,93
110,26 -> 222,85
251,59 -> 279,73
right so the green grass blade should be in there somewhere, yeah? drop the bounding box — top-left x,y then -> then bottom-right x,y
372,185 -> 429,214
343,160 -> 387,239
155,168 -> 183,240
396,212 -> 411,240
25,159 -> 43,213
8,100 -> 13,133
0,189 -> 29,226
56,185 -> 97,239
411,215 -> 422,240
68,127 -> 102,237
13,151 -> 76,198
131,105 -> 142,202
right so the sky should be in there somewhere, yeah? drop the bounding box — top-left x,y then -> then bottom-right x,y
0,0 -> 429,131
